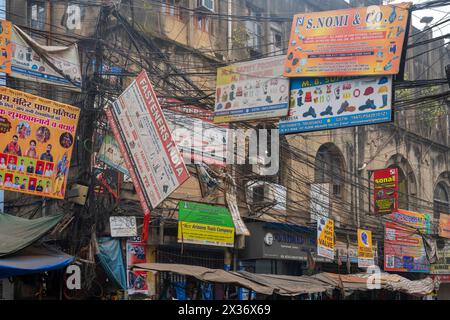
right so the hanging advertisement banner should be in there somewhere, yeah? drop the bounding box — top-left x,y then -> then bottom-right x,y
177,201 -> 235,247
161,99 -> 229,167
284,3 -> 411,77
109,216 -> 137,238
0,87 -> 79,199
374,167 -> 398,215
214,56 -> 290,123
317,217 -> 334,260
107,70 -> 189,211
439,213 -> 450,239
357,229 -> 374,267
279,76 -> 392,134
384,209 -> 430,273
10,26 -> 82,91
0,19 -> 12,74
126,241 -> 149,295
310,183 -> 330,221
96,134 -> 129,176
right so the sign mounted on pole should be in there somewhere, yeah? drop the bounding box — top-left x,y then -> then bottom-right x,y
317,217 -> 334,260
357,228 -> 374,268
373,167 -> 398,215
279,75 -> 393,134
107,70 -> 190,211
284,3 -> 411,77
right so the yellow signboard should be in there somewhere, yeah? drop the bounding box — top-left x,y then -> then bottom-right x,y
358,229 -> 374,267
0,87 -> 80,199
317,218 -> 334,259
0,20 -> 12,74
178,221 -> 235,248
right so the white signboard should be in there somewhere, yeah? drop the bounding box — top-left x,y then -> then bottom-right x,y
110,216 -> 137,237
279,76 -> 393,134
310,183 -> 330,222
107,70 -> 189,210
214,56 -> 290,123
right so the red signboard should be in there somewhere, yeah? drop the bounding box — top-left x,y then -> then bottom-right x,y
373,168 -> 398,215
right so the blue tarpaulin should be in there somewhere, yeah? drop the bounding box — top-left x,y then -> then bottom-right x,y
97,237 -> 126,289
0,245 -> 74,278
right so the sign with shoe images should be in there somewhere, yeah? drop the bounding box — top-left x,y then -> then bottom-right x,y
279,75 -> 392,134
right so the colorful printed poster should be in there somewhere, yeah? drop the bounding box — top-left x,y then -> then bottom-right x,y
161,99 -> 229,167
279,76 -> 392,134
0,20 -> 12,74
384,209 -> 430,273
439,213 -> 450,239
214,56 -> 289,123
317,217 -> 334,260
0,87 -> 79,199
11,26 -> 82,91
177,201 -> 235,247
107,70 -> 189,213
374,167 -> 398,215
126,241 -> 149,295
284,3 -> 411,77
358,229 -> 374,268
96,134 -> 129,176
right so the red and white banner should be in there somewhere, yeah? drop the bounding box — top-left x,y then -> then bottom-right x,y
108,70 -> 189,210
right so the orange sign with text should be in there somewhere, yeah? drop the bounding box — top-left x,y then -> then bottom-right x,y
0,87 -> 80,199
0,20 -> 11,74
284,3 -> 411,77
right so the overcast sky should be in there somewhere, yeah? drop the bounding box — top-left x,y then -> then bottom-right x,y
389,0 -> 450,40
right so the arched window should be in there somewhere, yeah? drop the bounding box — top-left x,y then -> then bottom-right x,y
434,182 -> 450,219
314,144 -> 345,198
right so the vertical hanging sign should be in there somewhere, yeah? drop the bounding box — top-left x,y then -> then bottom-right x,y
317,217 -> 334,260
357,228 -> 374,267
373,168 -> 398,215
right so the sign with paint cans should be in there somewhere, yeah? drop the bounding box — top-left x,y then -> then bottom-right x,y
214,56 -> 290,123
357,229 -> 374,268
279,76 -> 392,134
374,167 -> 398,215
317,217 -> 334,260
284,3 -> 411,77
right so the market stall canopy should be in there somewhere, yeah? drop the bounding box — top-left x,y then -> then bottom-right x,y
133,263 -> 435,297
0,213 -> 64,257
97,237 -> 127,290
0,245 -> 74,278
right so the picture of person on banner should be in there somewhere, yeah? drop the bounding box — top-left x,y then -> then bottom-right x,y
44,180 -> 51,193
35,162 -> 44,175
7,156 -> 17,170
36,126 -> 51,143
28,178 -> 36,191
16,122 -> 31,139
3,135 -> 22,156
17,159 -> 25,173
4,174 -> 13,187
36,180 -> 44,192
54,153 -> 68,196
26,160 -> 35,174
60,132 -> 73,149
20,177 -> 27,190
25,140 -> 38,158
44,163 -> 53,177
40,144 -> 53,162
13,176 -> 20,189
0,174 -> 3,186
0,156 -> 6,169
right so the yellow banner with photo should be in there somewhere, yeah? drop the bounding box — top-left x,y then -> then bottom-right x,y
0,87 -> 80,199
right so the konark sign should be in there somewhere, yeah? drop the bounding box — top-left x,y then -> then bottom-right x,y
107,70 -> 189,212
284,3 -> 411,77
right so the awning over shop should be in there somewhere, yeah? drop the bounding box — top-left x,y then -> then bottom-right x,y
0,213 -> 64,257
133,263 -> 435,297
97,237 -> 127,290
0,245 -> 74,278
